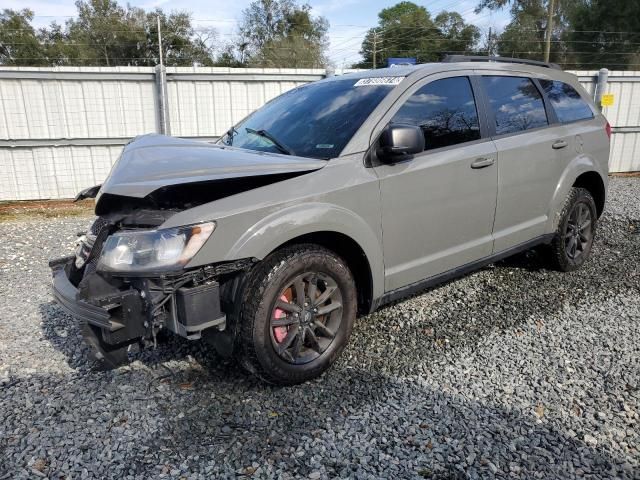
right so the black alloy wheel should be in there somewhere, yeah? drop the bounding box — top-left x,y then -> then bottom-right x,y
550,187 -> 597,272
269,271 -> 343,365
565,201 -> 593,261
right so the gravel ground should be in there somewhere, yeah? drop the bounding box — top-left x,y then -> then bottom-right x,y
1,177 -> 639,479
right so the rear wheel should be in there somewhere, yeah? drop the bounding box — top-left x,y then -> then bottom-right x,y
549,187 -> 597,272
237,244 -> 356,385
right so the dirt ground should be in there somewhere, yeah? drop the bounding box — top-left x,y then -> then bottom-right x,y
0,199 -> 94,223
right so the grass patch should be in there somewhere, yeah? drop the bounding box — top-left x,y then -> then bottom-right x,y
0,199 -> 94,222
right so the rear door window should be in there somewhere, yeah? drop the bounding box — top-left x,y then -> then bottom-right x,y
539,79 -> 594,123
390,76 -> 481,151
482,76 -> 548,135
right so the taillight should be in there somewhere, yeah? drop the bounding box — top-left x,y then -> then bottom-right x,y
605,121 -> 612,139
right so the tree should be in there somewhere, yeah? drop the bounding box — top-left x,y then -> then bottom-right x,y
253,34 -> 326,68
435,11 -> 481,56
65,0 -> 146,66
233,0 -> 329,68
477,0 -> 640,69
0,9 -> 46,66
568,0 -> 640,70
143,9 -> 216,66
215,44 -> 246,67
355,2 -> 479,68
0,0 -> 220,67
494,1 -> 551,61
39,22 -> 79,66
240,0 -> 295,53
475,0 -> 574,65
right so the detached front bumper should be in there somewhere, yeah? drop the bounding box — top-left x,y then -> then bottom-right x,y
52,262 -> 112,327
50,256 -> 147,345
49,256 -> 227,345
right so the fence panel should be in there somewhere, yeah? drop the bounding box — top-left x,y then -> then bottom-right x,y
572,70 -> 640,173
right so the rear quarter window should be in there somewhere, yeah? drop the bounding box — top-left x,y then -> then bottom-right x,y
539,79 -> 595,123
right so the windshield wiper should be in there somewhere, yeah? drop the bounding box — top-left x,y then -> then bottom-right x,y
245,127 -> 295,156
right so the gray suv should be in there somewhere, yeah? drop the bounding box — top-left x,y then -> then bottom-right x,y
50,57 -> 610,385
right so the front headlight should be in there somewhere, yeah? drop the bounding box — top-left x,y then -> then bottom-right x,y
98,222 -> 215,273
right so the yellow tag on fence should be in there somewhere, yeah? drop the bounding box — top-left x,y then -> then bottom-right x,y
601,94 -> 614,107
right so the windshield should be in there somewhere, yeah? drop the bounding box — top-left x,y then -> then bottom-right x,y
221,78 -> 400,159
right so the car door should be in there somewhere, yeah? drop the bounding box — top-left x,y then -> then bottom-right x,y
478,73 -> 565,252
373,73 -> 498,292
537,78 -> 606,181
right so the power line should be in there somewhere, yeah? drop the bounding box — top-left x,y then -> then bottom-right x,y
329,28 -> 371,54
4,37 -> 640,49
4,24 -> 640,36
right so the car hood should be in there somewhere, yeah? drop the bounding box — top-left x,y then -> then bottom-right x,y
98,134 -> 327,199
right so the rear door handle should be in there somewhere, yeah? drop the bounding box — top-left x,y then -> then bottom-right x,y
552,140 -> 568,149
470,157 -> 495,169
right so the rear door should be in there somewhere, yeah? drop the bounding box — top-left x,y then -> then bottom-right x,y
373,73 -> 498,291
478,74 -> 565,252
537,78 -> 607,173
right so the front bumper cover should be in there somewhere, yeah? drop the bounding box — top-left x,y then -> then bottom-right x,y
50,256 -> 146,344
51,256 -> 114,329
49,256 -> 227,344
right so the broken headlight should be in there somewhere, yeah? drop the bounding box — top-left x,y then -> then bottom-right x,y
98,222 -> 215,273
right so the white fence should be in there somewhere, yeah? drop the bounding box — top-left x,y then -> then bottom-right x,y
0,66 -> 638,201
572,70 -> 640,173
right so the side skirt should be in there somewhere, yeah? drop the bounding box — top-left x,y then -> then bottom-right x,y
372,233 -> 555,311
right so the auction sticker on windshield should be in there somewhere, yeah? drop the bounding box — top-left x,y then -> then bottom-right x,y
354,77 -> 404,87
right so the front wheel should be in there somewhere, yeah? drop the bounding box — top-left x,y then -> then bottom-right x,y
549,187 -> 597,272
237,244 -> 357,385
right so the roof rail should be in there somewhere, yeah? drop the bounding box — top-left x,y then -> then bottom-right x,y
442,55 -> 561,70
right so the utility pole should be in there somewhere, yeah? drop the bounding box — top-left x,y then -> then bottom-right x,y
544,0 -> 555,63
372,30 -> 378,69
487,27 -> 492,56
157,14 -> 164,67
155,14 -> 170,135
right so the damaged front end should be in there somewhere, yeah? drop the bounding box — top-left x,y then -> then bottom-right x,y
49,134 -> 326,368
50,210 -> 253,369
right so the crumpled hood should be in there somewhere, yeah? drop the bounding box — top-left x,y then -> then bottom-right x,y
98,134 -> 327,199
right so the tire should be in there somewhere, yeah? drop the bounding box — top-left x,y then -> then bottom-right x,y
237,244 -> 357,385
549,187 -> 597,272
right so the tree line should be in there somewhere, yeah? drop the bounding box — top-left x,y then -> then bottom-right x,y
357,0 -> 639,70
0,0 -> 328,68
479,0 -> 640,70
0,0 -> 638,69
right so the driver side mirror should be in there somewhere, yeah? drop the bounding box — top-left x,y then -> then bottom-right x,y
378,124 -> 425,162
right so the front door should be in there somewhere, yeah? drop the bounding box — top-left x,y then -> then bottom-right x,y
374,74 -> 498,292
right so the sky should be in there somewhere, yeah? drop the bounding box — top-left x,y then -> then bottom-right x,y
6,0 -> 511,67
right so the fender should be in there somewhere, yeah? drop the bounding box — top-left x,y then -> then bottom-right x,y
225,202 -> 385,300
545,154 -> 607,233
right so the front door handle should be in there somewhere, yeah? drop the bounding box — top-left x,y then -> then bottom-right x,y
470,157 -> 495,169
552,140 -> 568,149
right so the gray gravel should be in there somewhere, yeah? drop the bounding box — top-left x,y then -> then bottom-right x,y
1,177 -> 639,479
